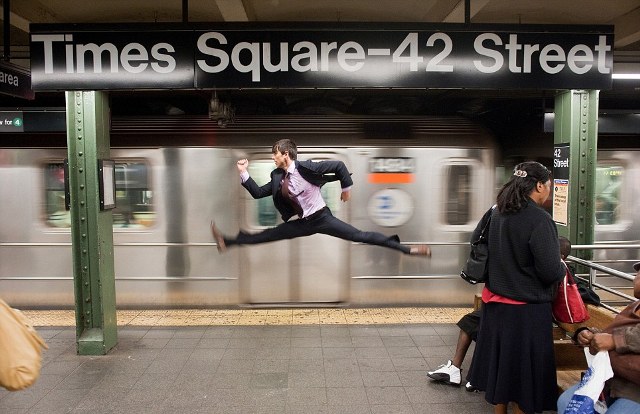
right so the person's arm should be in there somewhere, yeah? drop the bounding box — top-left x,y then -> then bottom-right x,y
530,219 -> 566,285
237,159 -> 274,199
611,324 -> 640,353
574,321 -> 639,355
237,159 -> 249,182
309,160 -> 354,189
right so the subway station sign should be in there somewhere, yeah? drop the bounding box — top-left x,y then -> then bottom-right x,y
0,61 -> 34,99
30,22 -> 614,91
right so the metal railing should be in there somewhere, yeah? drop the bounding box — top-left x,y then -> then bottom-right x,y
566,250 -> 637,314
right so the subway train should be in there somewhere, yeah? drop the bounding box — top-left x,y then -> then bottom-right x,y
0,114 -> 638,308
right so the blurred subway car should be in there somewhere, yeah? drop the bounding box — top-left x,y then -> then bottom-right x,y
0,115 -> 638,308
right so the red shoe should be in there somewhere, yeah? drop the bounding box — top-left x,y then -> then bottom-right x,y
210,221 -> 226,253
410,245 -> 431,257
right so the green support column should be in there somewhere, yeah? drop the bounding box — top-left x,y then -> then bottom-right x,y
553,90 -> 599,260
66,91 -> 117,355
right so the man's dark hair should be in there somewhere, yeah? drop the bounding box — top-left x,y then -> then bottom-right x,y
272,139 -> 298,160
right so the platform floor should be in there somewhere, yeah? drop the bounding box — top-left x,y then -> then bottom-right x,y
0,308 -> 556,413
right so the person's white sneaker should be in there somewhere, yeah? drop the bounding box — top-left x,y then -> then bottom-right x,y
426,360 -> 461,385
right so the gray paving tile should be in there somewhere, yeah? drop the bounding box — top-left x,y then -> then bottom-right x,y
255,346 -> 292,360
223,347 -> 261,359
165,337 -> 201,348
377,327 -> 411,337
228,337 -> 260,348
324,371 -> 364,387
203,326 -> 236,337
371,404 -> 415,414
217,358 -> 256,373
320,326 -> 350,336
357,357 -> 395,372
365,386 -> 410,405
386,346 -> 423,358
355,347 -> 389,359
24,321 -> 504,413
291,336 -> 323,347
289,358 -> 324,373
143,328 -> 176,338
253,358 -> 290,373
290,346 -> 323,359
173,327 -> 206,338
250,372 -> 289,388
287,387 -> 328,405
326,386 -> 368,405
322,336 -> 353,347
382,336 -> 417,347
349,326 -> 380,336
322,346 -> 356,359
391,357 -> 429,371
291,326 -> 322,337
411,335 -> 447,347
288,371 -> 326,388
352,336 -> 385,347
362,371 -> 403,387
197,337 -> 230,348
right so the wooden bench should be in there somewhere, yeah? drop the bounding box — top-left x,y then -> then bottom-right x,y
554,304 -> 617,392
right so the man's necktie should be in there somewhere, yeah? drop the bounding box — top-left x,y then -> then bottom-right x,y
282,173 -> 303,217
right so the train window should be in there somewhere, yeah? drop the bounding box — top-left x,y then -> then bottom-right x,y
44,163 -> 69,227
595,165 -> 623,225
43,161 -> 155,229
246,158 -> 342,227
445,164 -> 471,225
248,161 -> 279,227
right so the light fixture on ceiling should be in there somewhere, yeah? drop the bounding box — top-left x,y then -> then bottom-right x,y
208,91 -> 235,127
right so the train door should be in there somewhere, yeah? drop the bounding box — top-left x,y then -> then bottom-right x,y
241,152 -> 349,304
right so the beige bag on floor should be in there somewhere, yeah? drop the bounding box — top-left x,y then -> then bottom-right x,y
0,299 -> 48,391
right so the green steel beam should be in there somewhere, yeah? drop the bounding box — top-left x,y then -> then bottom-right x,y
66,91 -> 117,355
553,90 -> 599,260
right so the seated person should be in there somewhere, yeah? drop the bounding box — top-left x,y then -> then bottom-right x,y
557,261 -> 640,414
427,307 -> 481,392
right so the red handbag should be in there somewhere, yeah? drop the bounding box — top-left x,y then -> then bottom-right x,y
552,262 -> 590,324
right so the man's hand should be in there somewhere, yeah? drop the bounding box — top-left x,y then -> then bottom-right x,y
340,191 -> 350,202
588,333 -> 615,354
576,329 -> 595,346
236,159 -> 249,173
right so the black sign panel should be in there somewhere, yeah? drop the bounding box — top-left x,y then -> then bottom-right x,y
553,144 -> 570,180
0,111 -> 24,132
30,23 -> 614,91
0,62 -> 34,99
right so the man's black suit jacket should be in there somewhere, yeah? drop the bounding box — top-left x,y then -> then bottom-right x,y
241,159 -> 354,222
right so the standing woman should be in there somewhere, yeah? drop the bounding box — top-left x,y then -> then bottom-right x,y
467,161 -> 566,414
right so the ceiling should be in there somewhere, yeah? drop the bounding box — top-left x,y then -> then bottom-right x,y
2,0 -> 640,59
1,0 -> 639,121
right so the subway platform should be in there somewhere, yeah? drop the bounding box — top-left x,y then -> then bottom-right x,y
1,307 -> 512,414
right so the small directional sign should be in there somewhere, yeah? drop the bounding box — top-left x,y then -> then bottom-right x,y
0,111 -> 25,132
0,61 -> 34,100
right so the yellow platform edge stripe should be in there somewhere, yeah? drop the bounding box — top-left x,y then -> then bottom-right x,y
23,307 -> 474,327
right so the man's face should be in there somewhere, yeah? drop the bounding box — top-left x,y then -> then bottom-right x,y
272,150 -> 288,169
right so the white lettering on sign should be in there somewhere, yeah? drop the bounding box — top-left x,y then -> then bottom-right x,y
554,158 -> 569,168
30,30 -> 613,85
31,34 -> 176,75
0,71 -> 19,86
473,34 -> 610,75
369,158 -> 415,173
